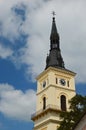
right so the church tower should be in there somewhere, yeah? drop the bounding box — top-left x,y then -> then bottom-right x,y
31,15 -> 76,130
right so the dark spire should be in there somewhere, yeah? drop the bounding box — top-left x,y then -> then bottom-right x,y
45,16 -> 65,69
50,17 -> 60,50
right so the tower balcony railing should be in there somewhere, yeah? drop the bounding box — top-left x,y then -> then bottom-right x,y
31,104 -> 59,119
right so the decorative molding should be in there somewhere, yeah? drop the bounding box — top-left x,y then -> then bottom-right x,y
37,84 -> 75,95
33,118 -> 60,130
36,67 -> 76,81
31,104 -> 61,121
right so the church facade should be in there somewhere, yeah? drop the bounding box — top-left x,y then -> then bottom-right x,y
31,16 -> 76,130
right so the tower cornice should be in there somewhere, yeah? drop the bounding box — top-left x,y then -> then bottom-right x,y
36,84 -> 76,96
36,67 -> 76,81
31,104 -> 61,121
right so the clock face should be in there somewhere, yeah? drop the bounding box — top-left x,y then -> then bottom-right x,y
43,81 -> 46,88
60,79 -> 66,86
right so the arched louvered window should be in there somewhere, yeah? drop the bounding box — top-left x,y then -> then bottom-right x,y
61,95 -> 66,111
43,97 -> 46,110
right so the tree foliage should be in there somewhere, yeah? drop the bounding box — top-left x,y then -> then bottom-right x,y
58,94 -> 86,130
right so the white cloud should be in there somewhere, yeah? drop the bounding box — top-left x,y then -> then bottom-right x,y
0,44 -> 13,59
20,0 -> 86,83
0,0 -> 86,83
0,83 -> 36,121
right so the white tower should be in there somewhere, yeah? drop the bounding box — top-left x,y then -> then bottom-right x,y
31,16 -> 76,130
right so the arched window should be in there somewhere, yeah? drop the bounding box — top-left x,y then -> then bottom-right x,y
43,97 -> 46,110
56,78 -> 58,84
60,95 -> 66,111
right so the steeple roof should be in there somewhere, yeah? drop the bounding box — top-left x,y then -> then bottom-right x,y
45,16 -> 65,69
50,17 -> 59,40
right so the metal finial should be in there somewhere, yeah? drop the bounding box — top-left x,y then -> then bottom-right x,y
52,11 -> 56,17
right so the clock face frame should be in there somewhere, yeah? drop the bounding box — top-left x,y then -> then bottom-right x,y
43,81 -> 46,88
60,79 -> 66,86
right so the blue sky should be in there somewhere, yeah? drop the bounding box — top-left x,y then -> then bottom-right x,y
0,0 -> 86,130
